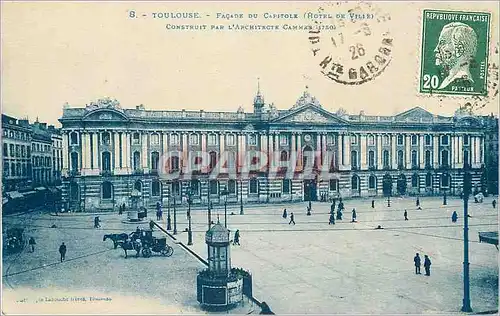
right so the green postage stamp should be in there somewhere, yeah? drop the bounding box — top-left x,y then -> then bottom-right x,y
419,10 -> 491,96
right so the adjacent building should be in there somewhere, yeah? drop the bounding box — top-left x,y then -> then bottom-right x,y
59,89 -> 492,212
2,115 -> 32,191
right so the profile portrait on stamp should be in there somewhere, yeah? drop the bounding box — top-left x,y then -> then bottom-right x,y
419,10 -> 491,96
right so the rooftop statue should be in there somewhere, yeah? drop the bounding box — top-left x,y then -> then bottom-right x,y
85,97 -> 122,111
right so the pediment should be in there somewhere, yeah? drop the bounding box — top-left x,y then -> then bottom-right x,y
395,107 -> 434,120
83,109 -> 129,121
456,116 -> 482,128
273,105 -> 347,124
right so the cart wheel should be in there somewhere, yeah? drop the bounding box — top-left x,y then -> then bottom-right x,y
162,246 -> 174,257
142,248 -> 152,258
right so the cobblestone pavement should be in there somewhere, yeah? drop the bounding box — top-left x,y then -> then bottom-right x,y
2,196 -> 498,314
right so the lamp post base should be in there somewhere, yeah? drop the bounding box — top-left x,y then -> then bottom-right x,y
461,302 -> 472,313
188,231 -> 193,245
167,216 -> 171,231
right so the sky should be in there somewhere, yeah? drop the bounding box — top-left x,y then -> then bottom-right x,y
1,1 -> 498,126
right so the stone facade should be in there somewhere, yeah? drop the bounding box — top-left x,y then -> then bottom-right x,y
58,90 -> 491,212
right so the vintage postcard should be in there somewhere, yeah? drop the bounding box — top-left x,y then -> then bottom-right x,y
1,1 -> 498,315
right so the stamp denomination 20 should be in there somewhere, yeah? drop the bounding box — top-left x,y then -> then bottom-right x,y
308,2 -> 394,85
419,10 -> 491,96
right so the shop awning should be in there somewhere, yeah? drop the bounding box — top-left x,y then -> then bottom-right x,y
6,191 -> 23,199
478,232 -> 498,246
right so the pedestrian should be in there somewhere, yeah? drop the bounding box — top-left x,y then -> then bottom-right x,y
493,200 -> 497,209
289,212 -> 295,225
413,253 -> 421,274
94,216 -> 101,228
330,201 -> 336,214
233,229 -> 240,245
149,220 -> 155,230
28,237 -> 36,253
416,197 -> 420,207
306,206 -> 311,216
451,211 -> 458,223
423,255 -> 431,276
371,199 -> 375,208
59,242 -> 67,262
404,210 -> 408,221
156,202 -> 162,220
282,209 -> 287,219
159,209 -> 163,220
329,213 -> 335,225
118,204 -> 123,215
375,225 -> 384,230
351,208 -> 357,222
336,209 -> 343,220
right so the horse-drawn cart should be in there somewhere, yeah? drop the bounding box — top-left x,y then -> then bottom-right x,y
116,229 -> 173,258
142,237 -> 174,258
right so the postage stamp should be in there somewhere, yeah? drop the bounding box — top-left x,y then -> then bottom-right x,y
419,9 -> 491,96
308,2 -> 394,85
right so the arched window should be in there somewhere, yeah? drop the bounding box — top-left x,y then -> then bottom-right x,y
280,150 -> 288,162
441,150 -> 449,166
351,150 -> 358,169
383,150 -> 390,168
151,152 -> 159,170
368,175 -> 377,189
425,150 -> 432,167
412,173 -> 419,187
411,150 -> 418,167
228,180 -> 236,194
249,178 -> 259,194
282,179 -> 291,194
151,180 -> 161,197
351,175 -> 360,190
426,172 -> 432,187
70,152 -> 79,172
134,180 -> 142,192
303,146 -> 313,168
102,151 -> 111,171
209,151 -> 218,169
101,181 -> 113,199
133,151 -> 141,170
463,150 -> 470,167
70,132 -> 78,145
150,133 -> 160,145
397,150 -> 404,168
209,180 -> 219,195
101,132 -> 111,145
368,150 -> 375,168
170,133 -> 179,145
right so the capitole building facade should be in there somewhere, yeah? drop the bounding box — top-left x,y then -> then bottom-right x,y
59,88 -> 487,212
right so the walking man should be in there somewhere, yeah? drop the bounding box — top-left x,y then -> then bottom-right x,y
424,255 -> 432,276
59,242 -> 67,262
336,209 -> 343,220
329,212 -> 335,225
94,216 -> 101,228
451,211 -> 458,223
28,237 -> 36,253
371,200 -> 375,209
351,208 -> 357,222
289,212 -> 295,225
414,253 -> 421,274
233,229 -> 240,245
404,210 -> 408,221
493,200 -> 497,209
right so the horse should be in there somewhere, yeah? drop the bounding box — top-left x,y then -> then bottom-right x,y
116,240 -> 141,258
103,233 -> 128,249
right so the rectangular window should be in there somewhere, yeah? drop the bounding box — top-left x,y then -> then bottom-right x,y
350,135 -> 357,145
411,135 -> 418,146
150,134 -> 160,145
226,134 -> 235,146
282,179 -> 291,194
3,143 -> 8,157
463,135 -> 469,146
133,133 -> 141,145
397,135 -> 404,146
441,135 -> 449,145
329,179 -> 338,191
249,179 -> 258,194
425,135 -> 431,146
248,134 -> 257,146
383,135 -> 390,146
170,134 -> 179,145
327,134 -> 335,145
189,134 -> 199,145
368,135 -> 375,146
208,134 -> 218,146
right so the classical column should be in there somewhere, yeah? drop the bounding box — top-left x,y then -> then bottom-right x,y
377,134 -> 382,170
457,135 -> 463,169
200,132 -> 206,173
260,133 -> 268,171
268,133 -> 274,170
182,133 -> 188,171
62,132 -> 69,172
391,134 -> 397,169
296,132 -> 302,170
405,135 -> 411,169
451,135 -> 457,168
419,134 -> 425,169
321,133 -> 327,169
142,133 -> 149,172
360,134 -> 367,170
344,134 -> 351,168
291,133 -> 296,166
474,136 -> 480,166
433,134 -> 439,168
84,132 -> 92,172
91,133 -> 98,172
114,132 -> 120,171
240,133 -> 246,171
480,136 -> 484,165
316,133 -> 321,168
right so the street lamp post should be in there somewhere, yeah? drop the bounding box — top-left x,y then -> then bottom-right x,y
187,189 -> 193,246
173,195 -> 177,235
221,186 -> 229,228
167,188 -> 172,231
239,179 -> 244,215
443,189 -> 448,205
208,189 -> 212,229
461,167 -> 472,312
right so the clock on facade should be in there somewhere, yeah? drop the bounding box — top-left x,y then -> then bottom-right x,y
304,134 -> 312,142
